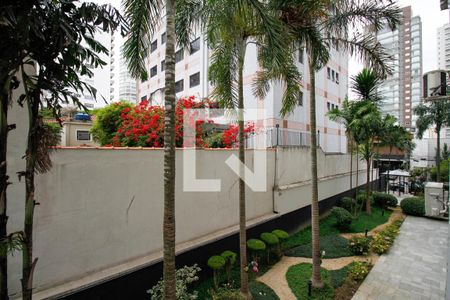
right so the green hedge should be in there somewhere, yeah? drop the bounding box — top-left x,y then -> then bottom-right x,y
400,197 -> 425,216
330,207 -> 353,230
372,192 -> 398,208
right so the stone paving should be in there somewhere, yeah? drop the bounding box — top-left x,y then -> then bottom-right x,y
353,216 -> 448,300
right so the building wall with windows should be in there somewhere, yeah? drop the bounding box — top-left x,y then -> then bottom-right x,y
437,23 -> 450,70
371,6 -> 422,130
136,17 -> 348,153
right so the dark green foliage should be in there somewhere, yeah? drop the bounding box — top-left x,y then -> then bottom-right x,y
286,263 -> 334,299
337,197 -> 355,213
372,192 -> 398,208
348,236 -> 371,256
260,233 -> 279,246
44,122 -> 62,145
210,287 -> 244,299
221,250 -> 237,283
205,132 -> 225,148
329,264 -> 350,289
431,160 -> 449,183
285,235 -> 352,259
90,102 -> 133,145
400,197 -> 425,216
330,207 -> 353,230
249,282 -> 279,300
207,255 -> 225,270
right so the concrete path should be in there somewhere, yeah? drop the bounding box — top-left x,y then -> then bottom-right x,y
353,216 -> 448,300
257,255 -> 377,300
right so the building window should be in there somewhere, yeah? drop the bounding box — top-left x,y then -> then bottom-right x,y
336,72 -> 339,84
327,102 -> 331,111
175,79 -> 184,93
327,67 -> 331,79
190,37 -> 200,54
150,40 -> 157,53
298,48 -> 304,64
150,65 -> 157,78
76,130 -> 91,141
331,70 -> 335,82
161,60 -> 165,72
175,49 -> 184,63
298,91 -> 303,106
189,72 -> 200,87
161,32 -> 166,44
150,91 -> 156,102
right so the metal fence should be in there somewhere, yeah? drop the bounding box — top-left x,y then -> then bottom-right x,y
245,126 -> 313,148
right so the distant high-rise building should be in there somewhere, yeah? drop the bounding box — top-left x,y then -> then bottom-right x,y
437,23 -> 450,70
370,6 -> 422,130
109,33 -> 137,104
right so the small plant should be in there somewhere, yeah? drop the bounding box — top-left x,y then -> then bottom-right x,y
337,196 -> 355,213
348,235 -> 371,256
370,234 -> 391,254
272,229 -> 289,256
330,206 -> 353,230
210,286 -> 245,300
148,264 -> 200,300
220,250 -> 237,284
372,192 -> 398,208
260,232 -> 279,264
400,197 -> 425,216
207,255 -> 226,289
348,261 -> 370,281
247,239 -> 266,263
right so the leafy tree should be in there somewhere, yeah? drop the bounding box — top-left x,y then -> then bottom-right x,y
90,102 -> 133,145
277,0 -> 401,287
414,100 -> 450,182
351,68 -> 382,104
200,1 -> 301,296
1,1 -> 125,299
442,143 -> 449,161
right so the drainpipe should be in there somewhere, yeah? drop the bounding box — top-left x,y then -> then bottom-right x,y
273,125 -> 279,214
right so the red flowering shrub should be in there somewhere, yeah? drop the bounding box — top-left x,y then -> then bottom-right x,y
220,123 -> 255,148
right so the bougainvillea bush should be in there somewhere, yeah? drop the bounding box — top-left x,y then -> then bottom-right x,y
103,96 -> 255,148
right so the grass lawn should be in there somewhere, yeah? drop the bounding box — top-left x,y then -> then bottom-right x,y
285,235 -> 353,258
283,206 -> 391,250
249,281 -> 279,300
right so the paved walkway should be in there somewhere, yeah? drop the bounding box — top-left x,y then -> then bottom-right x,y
353,216 -> 448,300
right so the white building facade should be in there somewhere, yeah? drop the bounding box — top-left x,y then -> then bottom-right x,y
136,21 -> 349,153
437,23 -> 450,70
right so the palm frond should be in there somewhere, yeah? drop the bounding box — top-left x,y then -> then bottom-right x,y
123,0 -> 162,80
175,0 -> 204,49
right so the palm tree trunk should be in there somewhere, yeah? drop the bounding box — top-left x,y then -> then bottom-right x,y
22,91 -> 40,300
436,127 -> 441,182
0,89 -> 9,300
308,59 -> 323,288
365,157 -> 372,214
163,0 -> 177,298
237,40 -> 249,298
349,138 -> 353,192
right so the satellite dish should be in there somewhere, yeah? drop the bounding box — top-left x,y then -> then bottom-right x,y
423,70 -> 449,101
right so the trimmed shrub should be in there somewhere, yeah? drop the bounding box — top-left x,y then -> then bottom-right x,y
272,229 -> 289,256
372,192 -> 398,208
337,197 -> 355,213
260,232 -> 279,264
331,207 -> 353,230
348,261 -> 370,281
220,251 -> 237,284
348,235 -> 371,256
400,197 -> 425,216
247,239 -> 266,263
208,256 -> 226,289
356,192 -> 370,211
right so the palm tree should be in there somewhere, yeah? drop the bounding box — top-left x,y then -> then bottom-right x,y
351,68 -> 382,104
204,1 -> 301,296
277,0 -> 401,287
123,0 -> 178,297
414,100 -> 450,182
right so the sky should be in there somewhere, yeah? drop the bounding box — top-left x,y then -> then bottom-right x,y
349,0 -> 450,77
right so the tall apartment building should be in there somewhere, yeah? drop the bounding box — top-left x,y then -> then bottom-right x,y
136,20 -> 349,153
437,23 -> 450,70
371,6 -> 422,130
109,33 -> 137,103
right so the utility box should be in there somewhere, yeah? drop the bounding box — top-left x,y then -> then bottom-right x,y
424,182 -> 444,217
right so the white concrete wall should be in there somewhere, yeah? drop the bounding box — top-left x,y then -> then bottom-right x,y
6,102 -> 372,300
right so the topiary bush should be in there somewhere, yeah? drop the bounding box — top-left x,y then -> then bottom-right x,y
331,207 -> 353,230
208,255 -> 226,289
220,251 -> 237,284
400,197 -> 425,216
337,197 -> 355,213
348,235 -> 371,256
272,229 -> 289,256
260,233 -> 279,264
247,239 -> 266,263
372,192 -> 398,208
